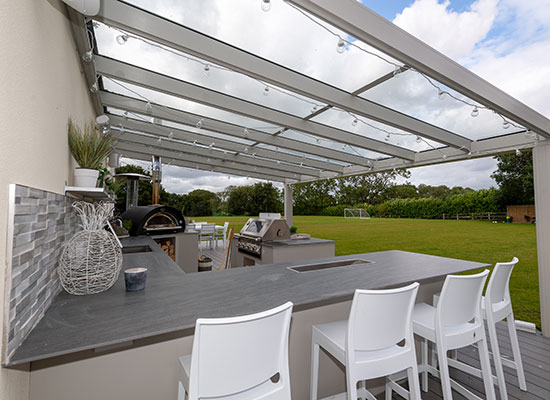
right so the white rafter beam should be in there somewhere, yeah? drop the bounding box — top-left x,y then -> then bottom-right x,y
95,55 -> 416,160
117,147 -> 288,182
313,132 -> 541,182
115,140 -> 299,181
95,0 -> 471,150
108,114 -> 344,174
288,0 -> 550,137
112,130 -> 321,178
100,91 -> 370,167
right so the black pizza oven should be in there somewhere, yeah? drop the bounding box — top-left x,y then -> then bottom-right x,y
120,205 -> 185,236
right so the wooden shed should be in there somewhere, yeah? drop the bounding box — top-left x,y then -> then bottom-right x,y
507,205 -> 536,223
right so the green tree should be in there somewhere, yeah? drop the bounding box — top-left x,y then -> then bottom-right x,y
227,185 -> 254,215
337,169 -> 410,205
293,180 -> 338,215
386,183 -> 418,200
492,151 -> 534,206
182,189 -> 217,217
250,182 -> 282,215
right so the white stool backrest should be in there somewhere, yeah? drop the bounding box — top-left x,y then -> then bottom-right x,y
436,270 -> 489,328
189,302 -> 293,398
347,283 -> 419,353
486,257 -> 518,305
200,223 -> 216,234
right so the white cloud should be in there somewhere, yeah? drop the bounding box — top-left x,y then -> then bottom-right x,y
393,0 -> 499,60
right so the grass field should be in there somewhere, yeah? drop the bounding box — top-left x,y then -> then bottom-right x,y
202,216 -> 540,327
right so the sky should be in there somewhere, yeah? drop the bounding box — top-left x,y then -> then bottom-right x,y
101,0 -> 550,194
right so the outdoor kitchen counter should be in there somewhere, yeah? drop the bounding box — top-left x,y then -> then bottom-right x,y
8,236 -> 489,366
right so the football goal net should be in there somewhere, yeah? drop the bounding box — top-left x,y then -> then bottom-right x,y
344,208 -> 371,219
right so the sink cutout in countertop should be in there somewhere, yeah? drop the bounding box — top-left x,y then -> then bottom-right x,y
121,244 -> 152,254
288,258 -> 373,273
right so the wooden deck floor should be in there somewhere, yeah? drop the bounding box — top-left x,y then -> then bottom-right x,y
189,245 -> 549,399
197,240 -> 227,270
380,322 -> 550,400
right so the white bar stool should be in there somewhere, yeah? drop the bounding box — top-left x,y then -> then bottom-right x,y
177,302 -> 293,400
310,283 -> 421,400
432,258 -> 527,400
483,257 -> 527,399
414,270 -> 495,400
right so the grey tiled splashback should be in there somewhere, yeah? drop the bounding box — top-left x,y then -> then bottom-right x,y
4,185 -> 80,362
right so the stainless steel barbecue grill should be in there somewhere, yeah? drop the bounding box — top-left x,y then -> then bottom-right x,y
235,217 -> 291,258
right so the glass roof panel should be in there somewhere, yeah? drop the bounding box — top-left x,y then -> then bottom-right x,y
106,107 -> 259,149
94,22 -> 327,118
101,78 -> 282,134
309,107 -> 442,152
277,129 -> 387,161
359,70 -> 525,140
122,0 -> 397,93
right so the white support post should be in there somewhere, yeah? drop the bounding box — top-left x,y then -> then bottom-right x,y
533,141 -> 550,336
284,183 -> 294,228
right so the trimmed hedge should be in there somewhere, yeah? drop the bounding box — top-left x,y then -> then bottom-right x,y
320,189 -> 504,218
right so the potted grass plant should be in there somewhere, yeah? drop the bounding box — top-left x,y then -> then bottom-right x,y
68,118 -> 113,187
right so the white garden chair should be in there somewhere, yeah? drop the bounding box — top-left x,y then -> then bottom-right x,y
215,222 -> 229,248
311,283 -> 421,400
198,223 -> 216,249
414,270 -> 496,400
177,302 -> 293,400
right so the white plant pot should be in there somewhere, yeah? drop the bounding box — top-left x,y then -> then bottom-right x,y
74,168 -> 99,187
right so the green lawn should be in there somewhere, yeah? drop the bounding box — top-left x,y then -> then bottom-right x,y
202,216 -> 540,327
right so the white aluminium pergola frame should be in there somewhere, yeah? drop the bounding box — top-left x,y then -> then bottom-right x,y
65,0 -> 550,334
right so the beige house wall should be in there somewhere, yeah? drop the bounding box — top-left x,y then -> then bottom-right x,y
0,0 -> 96,399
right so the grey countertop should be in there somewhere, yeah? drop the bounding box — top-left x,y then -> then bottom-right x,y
7,237 -> 488,366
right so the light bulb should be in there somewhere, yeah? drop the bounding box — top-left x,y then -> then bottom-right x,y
192,140 -> 197,146
311,105 -> 318,113
416,136 -> 421,143
352,119 -> 358,127
196,119 -> 203,129
471,107 -> 479,118
244,128 -> 249,138
203,64 -> 210,76
336,39 -> 345,54
82,51 -> 93,63
156,138 -> 162,144
244,147 -> 249,153
261,0 -> 271,12
442,154 -> 447,160
116,34 -> 129,45
467,151 -> 472,157
145,101 -> 152,114
90,82 -> 99,93
385,133 -> 390,142
168,132 -> 174,139
503,121 -> 510,129
316,138 -> 321,144
123,111 -> 128,120
515,148 -> 521,156
263,86 -> 270,96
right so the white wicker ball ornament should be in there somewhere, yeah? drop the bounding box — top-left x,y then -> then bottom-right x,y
59,201 -> 122,295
